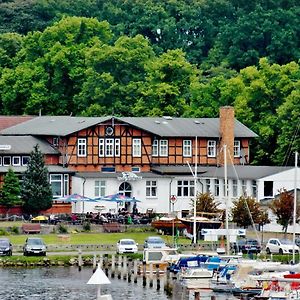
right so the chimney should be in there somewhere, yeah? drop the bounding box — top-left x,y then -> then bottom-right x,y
219,106 -> 234,166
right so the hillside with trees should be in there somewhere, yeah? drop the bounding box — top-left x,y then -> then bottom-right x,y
0,1 -> 299,166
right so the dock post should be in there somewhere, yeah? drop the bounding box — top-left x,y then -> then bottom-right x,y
133,259 -> 138,283
99,254 -> 103,269
117,255 -> 122,279
78,249 -> 82,272
194,291 -> 200,300
104,254 -> 109,276
127,258 -> 132,283
92,253 -> 97,273
142,261 -> 147,287
111,254 -> 116,278
149,263 -> 153,288
164,266 -> 172,296
123,256 -> 127,280
156,264 -> 160,290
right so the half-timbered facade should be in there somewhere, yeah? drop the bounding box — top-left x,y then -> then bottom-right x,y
1,107 -> 298,215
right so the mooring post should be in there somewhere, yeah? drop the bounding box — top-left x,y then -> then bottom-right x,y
78,249 -> 82,272
99,254 -> 103,269
194,291 -> 200,300
156,263 -> 160,290
123,256 -> 127,280
104,254 -> 109,276
117,255 -> 122,279
149,263 -> 153,288
127,259 -> 132,283
142,261 -> 147,287
133,259 -> 138,283
164,266 -> 172,296
92,253 -> 97,273
111,254 -> 116,278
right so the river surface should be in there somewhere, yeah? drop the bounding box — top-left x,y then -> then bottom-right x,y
0,267 -> 238,300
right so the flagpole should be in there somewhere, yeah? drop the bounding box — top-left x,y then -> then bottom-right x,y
193,136 -> 198,244
293,151 -> 298,264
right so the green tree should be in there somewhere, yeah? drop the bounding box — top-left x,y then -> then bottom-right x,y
191,192 -> 221,216
270,188 -> 299,234
21,144 -> 53,214
0,168 -> 21,209
231,196 -> 262,228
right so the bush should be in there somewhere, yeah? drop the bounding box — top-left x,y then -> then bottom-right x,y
0,228 -> 8,235
82,221 -> 91,232
10,226 -> 19,234
58,224 -> 68,234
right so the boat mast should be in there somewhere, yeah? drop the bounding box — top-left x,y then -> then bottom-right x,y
224,144 -> 230,255
193,136 -> 198,244
292,151 -> 298,264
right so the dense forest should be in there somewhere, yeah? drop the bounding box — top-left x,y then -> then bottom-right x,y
0,0 -> 299,166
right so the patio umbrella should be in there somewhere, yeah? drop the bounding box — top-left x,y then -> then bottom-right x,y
31,215 -> 48,223
55,193 -> 92,203
94,193 -> 141,203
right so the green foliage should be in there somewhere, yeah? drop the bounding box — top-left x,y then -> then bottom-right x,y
0,168 -> 21,208
231,196 -> 265,228
191,192 -> 221,215
82,221 -> 91,232
10,226 -> 19,234
0,228 -> 8,235
21,144 -> 53,214
270,189 -> 299,234
57,224 -> 68,234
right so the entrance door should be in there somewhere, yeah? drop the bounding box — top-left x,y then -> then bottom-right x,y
119,182 -> 132,211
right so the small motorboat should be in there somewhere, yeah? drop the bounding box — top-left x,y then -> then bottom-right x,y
179,267 -> 214,289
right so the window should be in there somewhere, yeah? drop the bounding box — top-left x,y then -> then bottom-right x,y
252,180 -> 257,198
207,140 -> 216,157
159,140 -> 168,156
12,156 -> 21,166
50,174 -> 63,197
177,180 -> 194,197
223,179 -> 228,197
234,140 -> 241,157
101,166 -> 115,172
132,167 -> 140,172
53,137 -> 59,147
64,174 -> 69,196
3,156 -> 11,166
132,139 -> 141,157
152,139 -> 158,156
264,181 -> 273,197
242,180 -> 247,196
232,179 -> 238,197
22,156 -> 30,166
95,180 -> 106,197
214,179 -> 219,196
99,138 -> 120,157
205,179 -> 211,193
146,181 -> 157,197
77,138 -> 87,157
0,157 -> 2,166
183,140 -> 192,157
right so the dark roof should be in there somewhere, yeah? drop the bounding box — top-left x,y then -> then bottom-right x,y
1,116 -> 257,138
151,165 -> 294,180
0,136 -> 59,154
0,165 -> 74,173
1,116 -> 111,136
0,115 -> 35,131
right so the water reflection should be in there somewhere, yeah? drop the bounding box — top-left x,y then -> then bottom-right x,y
0,267 -> 237,300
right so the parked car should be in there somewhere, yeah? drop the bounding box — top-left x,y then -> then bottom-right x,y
23,237 -> 47,256
0,238 -> 13,256
265,238 -> 299,255
144,236 -> 166,249
116,239 -> 138,254
232,238 -> 261,254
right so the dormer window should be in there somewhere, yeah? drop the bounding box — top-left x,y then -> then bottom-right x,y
207,140 -> 216,157
234,140 -> 241,157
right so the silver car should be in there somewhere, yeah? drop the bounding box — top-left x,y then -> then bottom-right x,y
23,237 -> 47,256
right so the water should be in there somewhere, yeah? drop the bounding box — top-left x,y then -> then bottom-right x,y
0,267 -> 237,300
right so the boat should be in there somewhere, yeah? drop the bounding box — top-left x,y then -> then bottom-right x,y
151,217 -> 186,234
179,267 -> 214,289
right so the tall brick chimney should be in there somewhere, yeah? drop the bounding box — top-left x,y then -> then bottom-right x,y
219,106 -> 235,166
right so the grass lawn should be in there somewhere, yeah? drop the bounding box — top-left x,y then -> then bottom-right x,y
1,232 -> 191,246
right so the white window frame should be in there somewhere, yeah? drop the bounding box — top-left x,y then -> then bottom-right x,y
252,180 -> 257,198
3,156 -> 11,166
99,138 -> 105,157
105,139 -> 114,157
99,138 -> 121,157
53,137 -> 59,147
95,180 -> 106,197
115,139 -> 120,157
232,179 -> 238,197
205,179 -> 211,193
207,140 -> 216,157
64,174 -> 69,197
183,140 -> 192,157
132,139 -> 141,157
152,139 -> 158,156
146,180 -> 157,197
234,140 -> 241,157
12,156 -> 21,166
177,180 -> 195,197
50,174 -> 63,198
77,138 -> 87,157
159,140 -> 168,157
0,157 -> 2,166
214,179 -> 219,196
22,156 -> 30,166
